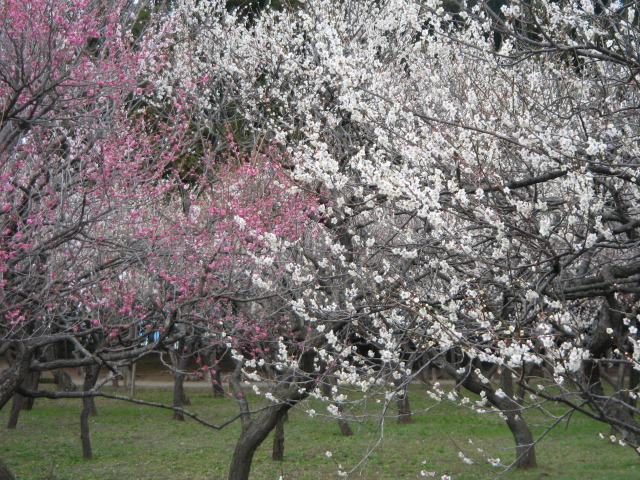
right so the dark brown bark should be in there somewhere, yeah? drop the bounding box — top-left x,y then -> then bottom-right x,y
430,354 -> 537,469
172,372 -> 186,421
52,368 -> 78,391
0,459 -> 15,480
416,356 -> 432,386
500,369 -> 537,469
5,345 -> 37,428
0,343 -> 31,410
272,411 -> 288,461
80,365 -> 101,460
80,401 -> 93,460
6,393 -> 24,429
546,259 -> 640,300
397,393 -> 413,424
396,393 -> 413,424
323,374 -> 353,435
321,373 -> 333,398
394,376 -> 414,424
578,299 -> 640,444
226,341 -> 316,480
504,412 -> 537,469
337,403 -> 353,436
515,362 -> 537,405
21,371 -> 41,410
129,363 -> 137,397
228,403 -> 291,480
211,367 -> 225,398
45,346 -> 77,392
583,359 -> 640,445
171,345 -> 191,421
227,356 -> 315,480
208,349 -> 226,398
616,364 -> 627,391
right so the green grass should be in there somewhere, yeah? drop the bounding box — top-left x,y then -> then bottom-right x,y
1,384 -> 638,480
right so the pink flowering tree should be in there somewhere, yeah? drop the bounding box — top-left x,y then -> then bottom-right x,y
0,0 -> 199,468
0,0 -> 148,399
0,0 -> 324,477
0,0 -> 322,471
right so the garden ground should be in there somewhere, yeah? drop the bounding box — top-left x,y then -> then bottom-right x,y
1,382 -> 639,480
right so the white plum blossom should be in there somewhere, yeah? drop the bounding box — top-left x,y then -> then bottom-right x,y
147,0 -> 640,473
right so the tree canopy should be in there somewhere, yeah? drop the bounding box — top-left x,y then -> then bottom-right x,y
2,0 -> 640,478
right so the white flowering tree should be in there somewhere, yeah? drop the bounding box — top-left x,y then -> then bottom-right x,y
153,0 -> 640,475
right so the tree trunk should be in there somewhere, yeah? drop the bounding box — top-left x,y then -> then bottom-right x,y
504,411 -> 537,469
80,399 -> 93,460
80,365 -> 101,460
616,363 -> 627,391
396,392 -> 413,424
515,362 -> 537,404
172,371 -> 186,421
21,371 -> 41,410
416,356 -> 431,386
6,393 -> 24,429
430,354 -> 537,469
129,363 -> 137,398
324,374 -> 353,435
228,404 -> 291,480
211,367 -> 225,398
500,367 -> 537,469
227,361 -> 316,480
394,376 -> 414,424
226,344 -> 315,480
208,349 -> 225,398
337,402 -> 353,436
583,359 -> 640,445
272,411 -> 288,461
0,459 -> 15,480
52,368 -> 77,391
45,346 -> 77,392
172,347 -> 191,421
85,372 -> 99,418
53,369 -> 74,390
321,372 -> 333,398
629,368 -> 640,412
3,348 -> 40,430
0,343 -> 31,410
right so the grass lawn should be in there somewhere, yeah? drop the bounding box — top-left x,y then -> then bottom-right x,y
1,383 -> 638,480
